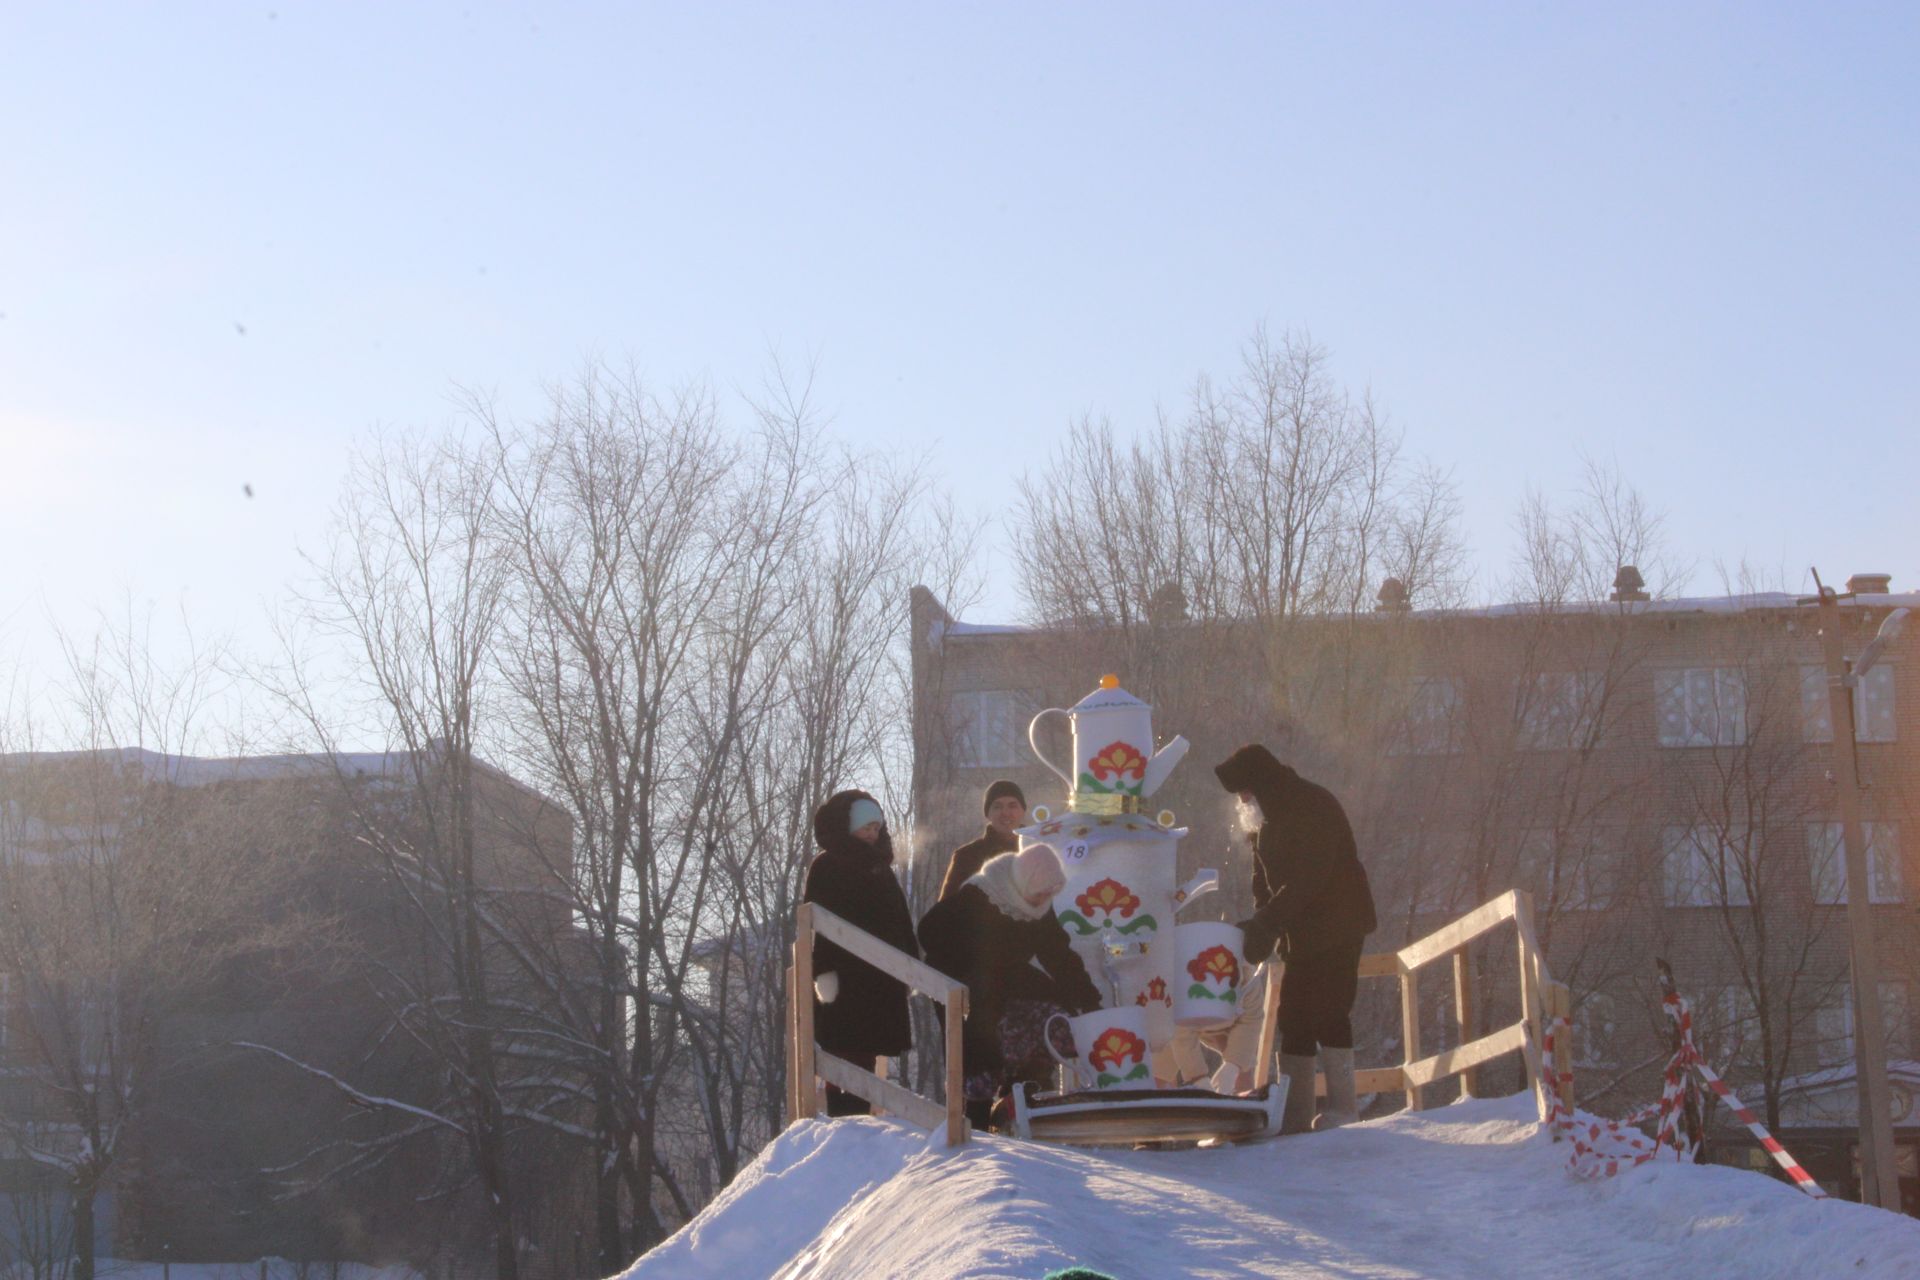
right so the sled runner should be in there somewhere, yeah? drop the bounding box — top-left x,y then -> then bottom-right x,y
1008,1079 -> 1289,1147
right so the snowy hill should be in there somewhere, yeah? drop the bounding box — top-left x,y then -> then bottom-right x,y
629,1096 -> 1920,1279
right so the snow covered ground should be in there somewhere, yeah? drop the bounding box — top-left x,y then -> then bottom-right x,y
630,1095 -> 1920,1279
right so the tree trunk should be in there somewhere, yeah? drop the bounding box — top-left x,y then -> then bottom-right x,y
70,1180 -> 95,1280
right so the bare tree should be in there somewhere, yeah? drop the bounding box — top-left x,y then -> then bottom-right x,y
0,613 -> 287,1280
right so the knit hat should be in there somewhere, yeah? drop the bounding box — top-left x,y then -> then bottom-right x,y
1010,842 -> 1066,901
983,778 -> 1027,815
847,797 -> 885,833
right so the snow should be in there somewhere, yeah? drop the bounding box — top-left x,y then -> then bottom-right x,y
926,591 -> 1920,639
628,1095 -> 1920,1279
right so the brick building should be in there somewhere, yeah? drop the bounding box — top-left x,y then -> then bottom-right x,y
0,747 -> 592,1278
908,576 -> 1920,1206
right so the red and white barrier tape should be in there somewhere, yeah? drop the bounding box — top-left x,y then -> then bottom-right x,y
1541,988 -> 1826,1198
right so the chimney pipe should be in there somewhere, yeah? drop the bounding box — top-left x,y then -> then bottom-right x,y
1610,565 -> 1649,603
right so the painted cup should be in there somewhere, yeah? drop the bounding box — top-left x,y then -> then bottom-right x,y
1173,922 -> 1246,1028
1045,1006 -> 1154,1091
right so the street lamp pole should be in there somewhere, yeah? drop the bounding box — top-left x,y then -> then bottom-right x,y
1805,574 -> 1904,1210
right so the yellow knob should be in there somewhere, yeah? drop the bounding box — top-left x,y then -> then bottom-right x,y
1100,673 -> 1119,689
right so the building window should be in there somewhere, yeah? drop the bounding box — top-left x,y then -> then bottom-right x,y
1572,992 -> 1619,1068
1389,677 -> 1462,756
1519,829 -> 1616,912
951,690 -> 1025,768
1818,982 -> 1913,1067
1807,822 -> 1904,905
1800,664 -> 1897,744
1517,672 -> 1603,751
1656,668 -> 1747,747
1663,824 -> 1752,907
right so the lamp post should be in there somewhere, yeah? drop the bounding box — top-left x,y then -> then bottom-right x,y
1801,573 -> 1907,1210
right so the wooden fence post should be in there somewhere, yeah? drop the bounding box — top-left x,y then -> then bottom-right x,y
945,981 -> 968,1145
793,904 -> 819,1120
1512,891 -> 1546,1115
785,961 -> 799,1124
1452,945 -> 1476,1099
1400,963 -> 1425,1111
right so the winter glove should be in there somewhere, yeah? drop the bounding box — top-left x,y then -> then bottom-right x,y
1238,914 -> 1282,964
814,972 -> 839,1004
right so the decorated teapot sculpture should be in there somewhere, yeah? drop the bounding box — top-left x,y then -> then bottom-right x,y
1018,675 -> 1214,1083
1028,675 -> 1190,808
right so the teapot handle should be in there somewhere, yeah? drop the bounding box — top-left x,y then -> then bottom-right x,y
1027,707 -> 1075,789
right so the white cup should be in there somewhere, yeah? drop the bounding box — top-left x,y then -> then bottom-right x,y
1045,1006 -> 1154,1090
1173,922 -> 1246,1029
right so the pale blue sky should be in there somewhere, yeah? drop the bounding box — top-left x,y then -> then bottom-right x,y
3,3 -> 1915,689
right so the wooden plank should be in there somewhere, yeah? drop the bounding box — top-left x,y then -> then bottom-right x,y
1400,968 -> 1425,1111
945,980 -> 968,1145
793,909 -> 819,1120
1402,1020 -> 1529,1088
1357,952 -> 1401,979
1396,891 -> 1518,972
1511,891 -> 1547,1118
1355,1067 -> 1405,1096
1451,947 -> 1477,1099
1252,961 -> 1283,1090
815,1051 -> 947,1131
810,904 -> 964,1003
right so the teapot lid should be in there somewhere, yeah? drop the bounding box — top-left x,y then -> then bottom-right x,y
1071,673 -> 1149,713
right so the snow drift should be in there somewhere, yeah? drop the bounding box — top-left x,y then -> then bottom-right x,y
629,1095 -> 1920,1279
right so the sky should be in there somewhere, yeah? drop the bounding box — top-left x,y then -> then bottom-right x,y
2,2 -> 1916,701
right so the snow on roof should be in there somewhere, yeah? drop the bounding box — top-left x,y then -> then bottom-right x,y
928,591 -> 1920,639
0,744 -> 544,799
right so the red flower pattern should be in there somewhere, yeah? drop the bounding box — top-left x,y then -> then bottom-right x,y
1087,1026 -> 1148,1073
1075,877 -> 1141,920
1088,740 -> 1148,782
1186,944 -> 1240,987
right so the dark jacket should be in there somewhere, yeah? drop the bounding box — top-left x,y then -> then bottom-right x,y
1215,744 -> 1377,958
917,874 -> 1103,1075
803,790 -> 920,1058
938,824 -> 1019,901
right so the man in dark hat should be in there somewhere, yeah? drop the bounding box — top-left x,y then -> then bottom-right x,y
938,780 -> 1028,901
1214,743 -> 1376,1133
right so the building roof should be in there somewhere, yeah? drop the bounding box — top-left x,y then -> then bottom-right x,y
924,589 -> 1920,643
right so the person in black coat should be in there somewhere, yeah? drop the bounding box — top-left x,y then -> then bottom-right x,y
1214,743 -> 1377,1132
918,843 -> 1102,1127
937,779 -> 1027,901
803,789 -> 920,1116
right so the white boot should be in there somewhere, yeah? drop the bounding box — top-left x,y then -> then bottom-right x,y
1280,1053 -> 1318,1135
1313,1046 -> 1358,1130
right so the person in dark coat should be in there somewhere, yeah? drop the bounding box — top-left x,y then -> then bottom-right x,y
937,779 -> 1027,900
919,843 -> 1102,1128
1214,743 -> 1377,1133
803,789 -> 920,1116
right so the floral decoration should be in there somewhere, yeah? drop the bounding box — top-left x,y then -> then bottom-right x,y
1186,944 -> 1240,988
1087,741 -> 1147,783
1087,1026 -> 1148,1073
1134,976 -> 1171,1008
1075,878 -> 1140,920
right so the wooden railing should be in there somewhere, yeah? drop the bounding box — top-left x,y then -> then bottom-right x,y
1252,889 -> 1575,1123
789,889 -> 1573,1145
786,902 -> 970,1144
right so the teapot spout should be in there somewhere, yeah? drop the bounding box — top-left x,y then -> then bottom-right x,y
1139,734 -> 1190,796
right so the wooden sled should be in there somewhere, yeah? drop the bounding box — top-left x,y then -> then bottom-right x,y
1008,1078 -> 1290,1147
